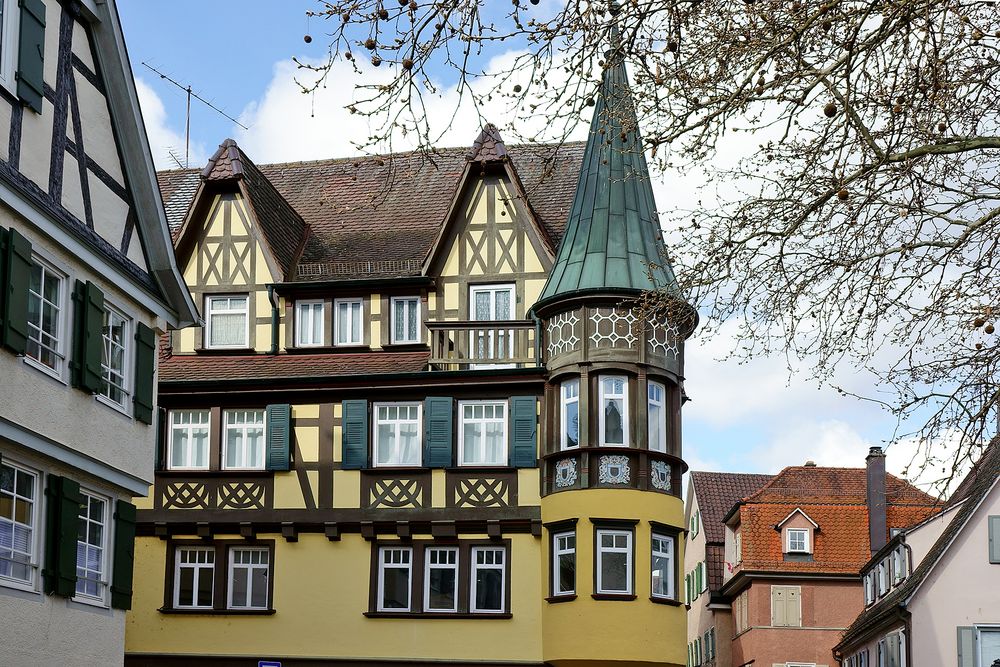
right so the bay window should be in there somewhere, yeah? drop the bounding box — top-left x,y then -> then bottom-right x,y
651,533 -> 675,600
552,531 -> 576,597
599,375 -> 628,446
595,528 -> 633,595
561,378 -> 580,450
647,381 -> 666,452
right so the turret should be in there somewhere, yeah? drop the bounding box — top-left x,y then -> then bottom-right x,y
533,39 -> 696,667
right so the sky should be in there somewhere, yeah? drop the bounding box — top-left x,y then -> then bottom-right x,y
117,1 -> 956,488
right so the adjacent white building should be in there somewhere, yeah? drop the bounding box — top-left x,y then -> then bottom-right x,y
0,0 -> 196,664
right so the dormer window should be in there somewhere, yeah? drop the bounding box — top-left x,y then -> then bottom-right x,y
391,297 -> 420,344
295,300 -> 324,347
334,298 -> 363,346
786,529 -> 809,553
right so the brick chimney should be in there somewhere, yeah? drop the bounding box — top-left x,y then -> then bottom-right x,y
866,446 -> 887,553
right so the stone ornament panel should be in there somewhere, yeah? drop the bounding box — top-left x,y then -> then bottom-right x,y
547,310 -> 581,357
160,478 -> 271,510
590,307 -> 638,349
554,458 -> 578,488
647,322 -> 680,358
650,460 -> 672,492
368,478 -> 424,509
453,477 -> 511,508
598,455 -> 631,485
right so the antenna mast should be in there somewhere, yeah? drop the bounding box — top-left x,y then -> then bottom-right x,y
141,62 -> 249,167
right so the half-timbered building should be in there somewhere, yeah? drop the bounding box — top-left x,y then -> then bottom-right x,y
0,0 -> 198,664
126,47 -> 694,667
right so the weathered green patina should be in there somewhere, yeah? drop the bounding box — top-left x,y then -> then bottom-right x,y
533,49 -> 681,312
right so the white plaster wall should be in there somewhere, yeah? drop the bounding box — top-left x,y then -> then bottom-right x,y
905,503 -> 959,565
908,483 -> 1000,667
0,211 -> 159,485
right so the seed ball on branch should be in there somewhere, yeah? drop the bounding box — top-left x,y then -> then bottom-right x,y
345,51 -> 354,60
402,58 -> 413,70
379,8 -> 389,19
976,343 -> 984,350
837,188 -> 848,200
987,323 -> 996,334
974,317 -> 986,327
398,0 -> 407,4
365,38 -> 377,50
938,122 -> 947,132
409,1 -> 417,9
303,34 -> 313,43
371,55 -> 382,66
824,102 -> 838,117
513,84 -> 522,93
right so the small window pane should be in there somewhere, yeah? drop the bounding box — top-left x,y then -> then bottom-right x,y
207,296 -> 248,348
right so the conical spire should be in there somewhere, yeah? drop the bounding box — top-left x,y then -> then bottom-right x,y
534,45 -> 680,311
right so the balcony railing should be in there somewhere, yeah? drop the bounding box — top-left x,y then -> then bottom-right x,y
426,320 -> 538,370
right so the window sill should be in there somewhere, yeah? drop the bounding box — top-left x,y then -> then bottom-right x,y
23,356 -> 67,384
157,469 -> 272,477
545,594 -> 577,604
194,347 -> 256,355
591,593 -> 637,601
382,342 -> 429,351
331,343 -> 369,351
96,393 -> 132,418
364,611 -> 512,619
158,607 -> 276,615
649,596 -> 683,606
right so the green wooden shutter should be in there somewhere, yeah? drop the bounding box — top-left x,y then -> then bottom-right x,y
43,475 -> 80,597
423,397 -> 453,468
0,228 -> 7,331
132,323 -> 156,424
2,227 -> 32,355
17,0 -> 46,114
957,627 -> 974,667
509,396 -> 537,467
989,516 -> 1000,564
266,403 -> 292,471
341,399 -> 368,469
110,500 -> 136,609
71,280 -> 104,393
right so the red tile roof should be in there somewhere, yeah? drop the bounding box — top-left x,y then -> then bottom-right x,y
733,467 -> 940,575
690,471 -> 774,544
158,350 -> 430,383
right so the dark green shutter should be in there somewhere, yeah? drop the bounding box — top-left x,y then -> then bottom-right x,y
989,516 -> 1000,563
71,280 -> 104,393
132,323 -> 156,423
0,228 -> 7,331
423,397 -> 453,468
43,475 -> 80,597
155,407 -> 167,469
1,227 -> 32,355
17,0 -> 46,114
341,399 -> 368,469
509,396 -> 537,467
957,626 -> 974,667
110,500 -> 136,609
266,403 -> 292,471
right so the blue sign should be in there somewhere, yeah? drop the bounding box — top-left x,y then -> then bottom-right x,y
259,662 -> 281,667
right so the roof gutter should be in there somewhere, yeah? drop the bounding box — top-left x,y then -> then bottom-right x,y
271,276 -> 434,293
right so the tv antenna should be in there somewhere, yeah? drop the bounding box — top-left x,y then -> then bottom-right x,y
141,62 -> 249,168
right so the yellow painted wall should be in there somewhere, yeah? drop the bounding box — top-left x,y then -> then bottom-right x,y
540,489 -> 687,667
126,533 -> 544,662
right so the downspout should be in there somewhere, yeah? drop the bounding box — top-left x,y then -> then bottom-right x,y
267,284 -> 279,355
530,310 -> 543,368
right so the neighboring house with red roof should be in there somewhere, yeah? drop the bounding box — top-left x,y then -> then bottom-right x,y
714,449 -> 941,667
685,472 -> 773,666
835,438 -> 1000,667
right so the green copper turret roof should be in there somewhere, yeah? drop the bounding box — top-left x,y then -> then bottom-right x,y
534,50 -> 680,311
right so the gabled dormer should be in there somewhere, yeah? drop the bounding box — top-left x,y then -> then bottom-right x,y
171,139 -> 308,354
775,507 -> 819,556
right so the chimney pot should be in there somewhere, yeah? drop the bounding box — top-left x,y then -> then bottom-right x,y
804,460 -> 817,467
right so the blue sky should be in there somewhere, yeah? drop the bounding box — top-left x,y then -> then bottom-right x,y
117,1 -> 946,484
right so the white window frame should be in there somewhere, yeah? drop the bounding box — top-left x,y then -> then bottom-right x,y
560,378 -> 580,450
377,546 -> 412,612
891,545 -> 906,584
423,546 -> 459,612
0,459 -> 39,591
0,0 -> 19,94
457,400 -> 508,466
598,375 -> 629,446
651,532 -> 675,600
877,559 -> 889,596
24,255 -> 67,379
173,546 -> 215,609
977,625 -> 1000,667
470,545 -> 506,613
468,283 -> 516,367
647,381 -> 667,452
294,300 -> 324,347
227,546 -> 270,610
864,570 -> 875,605
167,410 -> 212,471
222,409 -> 267,471
204,294 -> 250,349
74,489 -> 108,606
735,530 -> 743,564
786,528 -> 810,553
390,296 -> 421,344
97,303 -> 131,413
595,528 -> 633,595
372,402 -> 422,468
552,530 -> 576,597
334,298 -> 364,346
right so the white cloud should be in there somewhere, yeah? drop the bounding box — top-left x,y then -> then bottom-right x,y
134,78 -> 208,170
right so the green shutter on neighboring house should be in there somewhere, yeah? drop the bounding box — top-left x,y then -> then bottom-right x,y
110,500 -> 136,609
989,516 -> 1000,564
509,396 -> 537,467
957,627 -> 975,667
71,280 -> 104,393
341,400 -> 368,469
17,0 -> 46,114
423,397 -> 453,468
2,227 -> 32,355
0,228 -> 7,331
132,323 -> 156,424
266,404 -> 292,471
43,475 -> 80,597
155,407 -> 167,470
